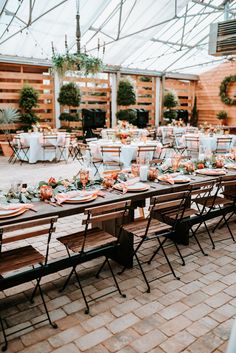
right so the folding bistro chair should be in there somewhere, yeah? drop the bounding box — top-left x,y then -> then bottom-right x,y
185,136 -> 200,158
8,135 -> 29,164
215,137 -> 232,154
57,200 -> 131,314
101,145 -> 123,170
0,216 -> 58,351
212,176 -> 236,241
136,145 -> 157,164
173,132 -> 187,155
41,134 -> 58,162
57,133 -> 71,162
119,191 -> 190,293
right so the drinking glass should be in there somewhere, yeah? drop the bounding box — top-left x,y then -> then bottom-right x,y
79,170 -> 89,190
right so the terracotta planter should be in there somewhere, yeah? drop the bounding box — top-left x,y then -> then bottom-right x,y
0,141 -> 13,157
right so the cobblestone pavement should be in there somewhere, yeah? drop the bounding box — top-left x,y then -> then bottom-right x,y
1,157 -> 236,352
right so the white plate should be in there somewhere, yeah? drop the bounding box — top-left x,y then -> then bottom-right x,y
173,176 -> 191,183
225,164 -> 236,170
196,169 -> 226,176
0,207 -> 27,219
114,182 -> 150,192
64,194 -> 97,203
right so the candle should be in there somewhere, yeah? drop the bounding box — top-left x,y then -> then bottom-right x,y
140,165 -> 148,181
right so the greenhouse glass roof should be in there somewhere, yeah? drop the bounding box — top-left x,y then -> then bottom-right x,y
0,0 -> 235,75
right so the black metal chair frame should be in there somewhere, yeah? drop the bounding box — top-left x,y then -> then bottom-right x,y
57,200 -> 131,314
119,191 -> 190,293
0,217 -> 58,351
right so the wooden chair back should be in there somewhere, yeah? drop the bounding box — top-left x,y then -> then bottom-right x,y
0,216 -> 58,265
216,137 -> 232,153
150,191 -> 190,228
185,136 -> 199,152
81,200 -> 131,252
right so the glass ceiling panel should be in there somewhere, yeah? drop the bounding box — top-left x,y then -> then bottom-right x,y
0,0 -> 235,75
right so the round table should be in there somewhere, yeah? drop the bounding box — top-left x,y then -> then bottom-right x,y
184,133 -> 236,153
88,140 -> 162,168
18,132 -> 68,163
101,128 -> 148,139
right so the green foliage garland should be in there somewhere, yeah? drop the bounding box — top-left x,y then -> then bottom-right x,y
219,75 -> 236,105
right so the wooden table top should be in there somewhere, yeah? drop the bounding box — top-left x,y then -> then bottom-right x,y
1,172 -> 235,227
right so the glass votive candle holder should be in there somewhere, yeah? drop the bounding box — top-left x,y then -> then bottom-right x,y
131,163 -> 140,177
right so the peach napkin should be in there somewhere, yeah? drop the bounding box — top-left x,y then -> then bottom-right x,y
159,175 -> 175,185
115,177 -> 140,194
55,190 -> 105,204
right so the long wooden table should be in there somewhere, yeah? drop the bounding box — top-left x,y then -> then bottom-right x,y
0,172 -> 235,291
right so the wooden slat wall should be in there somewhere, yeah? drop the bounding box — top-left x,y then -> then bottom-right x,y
165,78 -> 195,118
118,75 -> 156,125
0,63 -> 54,126
62,74 -> 111,127
196,61 -> 236,125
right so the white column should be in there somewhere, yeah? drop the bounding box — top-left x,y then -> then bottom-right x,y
155,77 -> 161,127
54,72 -> 61,128
111,73 -> 117,128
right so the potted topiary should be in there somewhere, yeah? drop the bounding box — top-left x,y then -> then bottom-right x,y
58,82 -> 81,128
0,107 -> 20,156
216,110 -> 228,125
117,79 -> 136,126
163,90 -> 178,123
190,96 -> 198,127
19,86 -> 39,130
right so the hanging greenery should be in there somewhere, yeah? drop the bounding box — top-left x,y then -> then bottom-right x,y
52,53 -> 103,77
219,75 -> 236,105
117,80 -> 136,106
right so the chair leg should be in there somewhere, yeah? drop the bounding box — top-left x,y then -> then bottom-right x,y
134,252 -> 151,293
173,241 -> 185,266
157,237 -> 180,281
221,212 -> 235,242
106,257 -> 126,298
203,220 -> 215,249
59,267 -> 75,292
30,277 -> 40,303
95,258 -> 107,278
73,268 -> 90,314
147,237 -> 166,265
212,215 -> 224,233
0,316 -> 8,352
37,280 -> 57,329
191,227 -> 208,256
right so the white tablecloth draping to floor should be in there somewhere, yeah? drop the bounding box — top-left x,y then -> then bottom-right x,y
88,140 -> 162,168
183,133 -> 236,153
101,128 -> 148,139
18,132 -> 69,163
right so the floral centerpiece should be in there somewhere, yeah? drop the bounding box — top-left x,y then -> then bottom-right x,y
170,119 -> 185,127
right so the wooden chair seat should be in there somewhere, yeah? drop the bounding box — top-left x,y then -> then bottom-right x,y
195,196 -> 233,207
122,218 -> 171,238
92,157 -> 103,163
0,245 -> 44,275
163,208 -> 197,220
58,228 -> 117,253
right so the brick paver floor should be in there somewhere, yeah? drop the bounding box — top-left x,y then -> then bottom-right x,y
0,157 -> 236,353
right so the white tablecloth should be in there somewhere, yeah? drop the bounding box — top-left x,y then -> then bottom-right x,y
18,132 -> 69,163
184,133 -> 236,153
88,140 -> 162,168
101,128 -> 148,139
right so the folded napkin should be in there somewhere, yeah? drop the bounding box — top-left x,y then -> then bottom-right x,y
0,203 -> 35,211
55,190 -> 104,204
159,175 -> 175,185
115,177 -> 140,194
